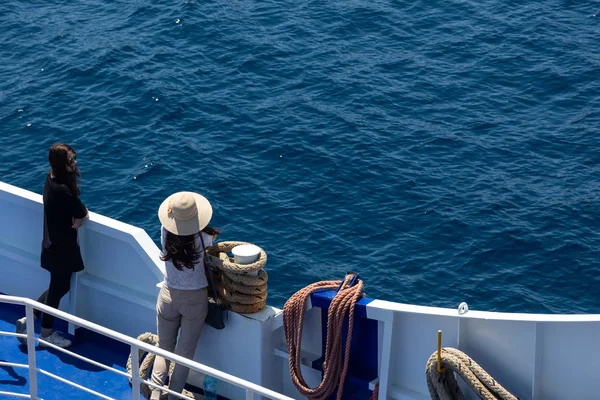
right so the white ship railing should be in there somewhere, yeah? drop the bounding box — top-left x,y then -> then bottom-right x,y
0,295 -> 293,400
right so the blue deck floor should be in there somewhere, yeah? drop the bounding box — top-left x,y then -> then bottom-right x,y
0,302 -> 133,400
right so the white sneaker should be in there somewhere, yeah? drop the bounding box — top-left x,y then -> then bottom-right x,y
39,332 -> 72,348
15,317 -> 27,345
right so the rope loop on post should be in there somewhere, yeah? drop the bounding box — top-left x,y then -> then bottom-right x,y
283,276 -> 366,400
426,347 -> 518,400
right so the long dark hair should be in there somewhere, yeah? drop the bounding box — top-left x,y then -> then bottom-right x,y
161,225 -> 222,271
48,143 -> 80,196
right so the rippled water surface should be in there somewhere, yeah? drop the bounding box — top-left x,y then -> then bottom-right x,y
1,0 -> 599,312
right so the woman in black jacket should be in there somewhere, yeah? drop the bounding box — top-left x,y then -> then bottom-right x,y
16,143 -> 88,348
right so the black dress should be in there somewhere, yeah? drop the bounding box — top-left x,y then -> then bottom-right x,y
40,174 -> 88,273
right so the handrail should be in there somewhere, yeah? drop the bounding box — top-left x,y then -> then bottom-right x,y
0,391 -> 30,399
0,295 -> 293,400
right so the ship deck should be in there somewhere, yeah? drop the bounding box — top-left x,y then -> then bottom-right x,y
0,300 -> 133,400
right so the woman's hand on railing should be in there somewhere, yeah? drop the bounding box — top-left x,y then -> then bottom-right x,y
72,208 -> 89,229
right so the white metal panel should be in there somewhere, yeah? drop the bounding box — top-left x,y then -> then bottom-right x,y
0,248 -> 70,313
80,228 -> 162,294
459,318 -> 536,399
388,312 -> 458,394
534,322 -> 600,400
0,194 -> 43,257
75,279 -> 157,337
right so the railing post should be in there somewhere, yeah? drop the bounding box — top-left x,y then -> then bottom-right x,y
69,224 -> 85,335
130,344 -> 141,400
376,313 -> 395,400
246,389 -> 254,400
68,272 -> 80,335
25,304 -> 38,399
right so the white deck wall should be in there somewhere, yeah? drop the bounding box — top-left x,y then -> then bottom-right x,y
0,181 -> 282,400
361,301 -> 600,399
1,180 -> 600,399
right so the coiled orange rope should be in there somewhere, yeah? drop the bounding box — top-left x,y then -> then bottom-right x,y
283,277 -> 365,400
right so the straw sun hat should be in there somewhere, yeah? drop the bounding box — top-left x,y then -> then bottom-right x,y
158,192 -> 213,236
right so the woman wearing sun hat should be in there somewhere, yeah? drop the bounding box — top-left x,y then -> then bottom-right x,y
150,191 -> 221,400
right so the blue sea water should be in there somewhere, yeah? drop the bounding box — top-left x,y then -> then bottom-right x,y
0,0 -> 599,313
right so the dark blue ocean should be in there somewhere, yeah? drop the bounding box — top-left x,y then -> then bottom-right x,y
1,0 -> 599,313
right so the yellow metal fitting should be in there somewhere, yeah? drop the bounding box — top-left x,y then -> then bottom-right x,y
437,330 -> 445,373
